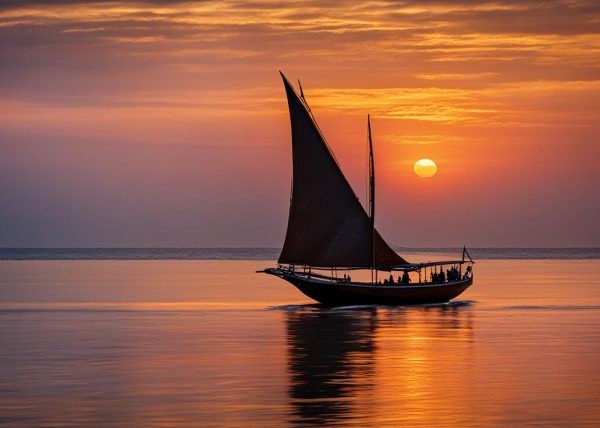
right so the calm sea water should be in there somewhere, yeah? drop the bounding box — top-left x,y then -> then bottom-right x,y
1,251 -> 599,426
1,247 -> 599,260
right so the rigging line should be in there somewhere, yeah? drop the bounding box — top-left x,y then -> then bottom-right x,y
368,114 -> 375,223
298,79 -> 305,101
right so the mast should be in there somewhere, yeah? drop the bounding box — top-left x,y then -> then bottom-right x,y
368,115 -> 375,279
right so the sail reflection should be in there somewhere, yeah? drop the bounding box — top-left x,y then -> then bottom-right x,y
285,304 -> 474,426
285,307 -> 377,425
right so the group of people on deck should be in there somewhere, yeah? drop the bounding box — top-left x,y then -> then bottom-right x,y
382,271 -> 411,286
339,265 -> 471,285
431,266 -> 461,283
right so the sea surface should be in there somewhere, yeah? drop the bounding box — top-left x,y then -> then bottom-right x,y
0,249 -> 599,427
1,247 -> 599,260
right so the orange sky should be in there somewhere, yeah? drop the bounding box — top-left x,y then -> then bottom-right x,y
1,0 -> 599,247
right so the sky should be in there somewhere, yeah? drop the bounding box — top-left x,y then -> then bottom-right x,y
1,0 -> 599,248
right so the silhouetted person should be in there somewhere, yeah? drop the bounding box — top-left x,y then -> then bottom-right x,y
463,265 -> 472,279
402,271 -> 410,285
440,270 -> 446,282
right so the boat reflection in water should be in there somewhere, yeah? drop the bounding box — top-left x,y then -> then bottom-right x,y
286,307 -> 377,425
285,304 -> 473,426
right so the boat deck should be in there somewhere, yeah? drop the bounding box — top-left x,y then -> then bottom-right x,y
265,267 -> 472,288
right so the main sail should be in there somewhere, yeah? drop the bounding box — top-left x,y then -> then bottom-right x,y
278,73 -> 407,268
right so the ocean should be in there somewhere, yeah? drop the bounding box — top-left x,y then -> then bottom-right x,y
1,247 -> 599,260
1,249 -> 599,426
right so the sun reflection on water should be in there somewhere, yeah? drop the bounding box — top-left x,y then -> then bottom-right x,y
285,304 -> 475,426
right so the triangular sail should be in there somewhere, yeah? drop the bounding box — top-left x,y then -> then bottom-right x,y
277,73 -> 407,268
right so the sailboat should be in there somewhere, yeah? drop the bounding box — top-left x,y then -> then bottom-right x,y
259,72 -> 474,305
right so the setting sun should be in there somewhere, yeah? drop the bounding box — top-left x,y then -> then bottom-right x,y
414,159 -> 438,178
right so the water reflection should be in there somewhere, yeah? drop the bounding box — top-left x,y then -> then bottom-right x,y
285,307 -> 377,425
285,304 -> 474,426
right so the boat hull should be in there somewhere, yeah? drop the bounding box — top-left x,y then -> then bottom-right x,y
266,269 -> 473,305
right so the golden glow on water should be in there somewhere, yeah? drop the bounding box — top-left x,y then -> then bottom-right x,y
0,259 -> 599,426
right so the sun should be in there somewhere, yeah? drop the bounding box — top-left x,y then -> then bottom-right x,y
413,158 -> 438,178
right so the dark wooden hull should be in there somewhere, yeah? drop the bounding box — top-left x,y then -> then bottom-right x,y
265,269 -> 473,305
